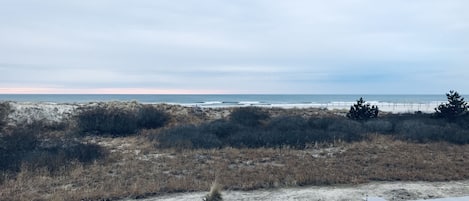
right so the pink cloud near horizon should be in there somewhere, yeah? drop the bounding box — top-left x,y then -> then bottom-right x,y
0,87 -> 227,94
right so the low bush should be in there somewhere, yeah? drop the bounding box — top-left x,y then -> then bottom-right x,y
225,129 -> 264,148
0,127 -> 38,171
76,104 -> 170,137
200,119 -> 241,139
229,107 -> 269,127
0,102 -> 10,129
137,105 -> 170,129
0,125 -> 106,173
395,119 -> 469,144
77,106 -> 138,136
23,142 -> 106,172
154,125 -> 222,149
153,115 -> 366,149
363,119 -> 394,134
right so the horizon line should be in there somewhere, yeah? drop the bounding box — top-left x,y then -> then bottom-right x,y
0,87 -> 459,96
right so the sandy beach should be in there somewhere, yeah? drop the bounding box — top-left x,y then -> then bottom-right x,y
123,180 -> 469,201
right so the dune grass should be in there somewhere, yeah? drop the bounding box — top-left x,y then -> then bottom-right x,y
1,135 -> 468,201
1,104 -> 469,200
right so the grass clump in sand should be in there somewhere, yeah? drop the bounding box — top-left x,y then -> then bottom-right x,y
204,181 -> 223,201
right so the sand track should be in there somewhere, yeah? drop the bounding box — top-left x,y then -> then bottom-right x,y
123,180 -> 469,201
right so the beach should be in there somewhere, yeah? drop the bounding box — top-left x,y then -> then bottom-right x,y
0,101 -> 468,201
123,180 -> 469,201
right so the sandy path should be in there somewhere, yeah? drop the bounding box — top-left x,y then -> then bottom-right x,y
122,180 -> 469,201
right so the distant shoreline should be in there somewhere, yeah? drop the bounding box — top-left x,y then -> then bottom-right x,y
0,94 -> 454,113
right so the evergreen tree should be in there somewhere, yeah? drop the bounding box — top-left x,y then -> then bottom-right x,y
347,97 -> 379,121
435,90 -> 468,120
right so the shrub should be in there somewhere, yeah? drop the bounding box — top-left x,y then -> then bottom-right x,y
225,129 -> 264,148
267,115 -> 309,132
150,115 -> 367,150
137,105 -> 170,129
200,119 -> 240,139
0,127 -> 38,171
326,118 -> 364,141
0,102 -> 10,129
76,104 -> 170,137
346,97 -> 379,121
23,142 -> 106,172
154,125 -> 222,149
264,116 -> 316,148
435,90 -> 468,120
76,106 -> 138,136
230,107 -> 269,127
364,119 -> 394,134
0,125 -> 106,173
394,118 -> 469,144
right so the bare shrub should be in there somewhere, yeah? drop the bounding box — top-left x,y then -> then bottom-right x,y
1,121 -> 106,173
23,142 -> 106,173
77,105 -> 138,136
200,119 -> 240,139
225,130 -> 264,148
324,118 -> 364,142
394,119 -> 469,144
137,105 -> 170,129
230,107 -> 269,127
76,104 -> 170,137
0,102 -> 10,129
151,115 -> 365,149
364,119 -> 394,134
0,126 -> 38,171
154,125 -> 222,149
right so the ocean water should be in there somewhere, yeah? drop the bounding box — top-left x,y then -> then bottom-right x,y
0,94 -> 462,113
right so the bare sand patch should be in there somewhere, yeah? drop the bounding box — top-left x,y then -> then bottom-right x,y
124,180 -> 469,201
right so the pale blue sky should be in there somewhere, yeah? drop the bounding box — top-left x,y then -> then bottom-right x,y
0,0 -> 468,94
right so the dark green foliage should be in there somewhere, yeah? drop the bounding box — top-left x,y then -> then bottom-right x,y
137,105 -> 170,129
435,90 -> 468,120
347,97 -> 379,121
77,104 -> 170,137
229,107 -> 269,127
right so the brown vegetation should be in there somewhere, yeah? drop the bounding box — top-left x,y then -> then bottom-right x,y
0,135 -> 468,201
1,102 -> 469,201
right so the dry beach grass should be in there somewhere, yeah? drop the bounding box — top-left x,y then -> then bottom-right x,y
0,102 -> 468,200
1,135 -> 468,201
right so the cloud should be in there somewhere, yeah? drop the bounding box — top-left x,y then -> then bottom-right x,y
0,0 -> 468,94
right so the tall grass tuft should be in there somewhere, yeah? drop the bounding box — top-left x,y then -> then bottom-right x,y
203,181 -> 223,201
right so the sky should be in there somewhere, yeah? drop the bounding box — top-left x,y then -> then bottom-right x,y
0,0 -> 468,94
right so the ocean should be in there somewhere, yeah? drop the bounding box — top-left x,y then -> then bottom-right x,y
0,94 -> 461,113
